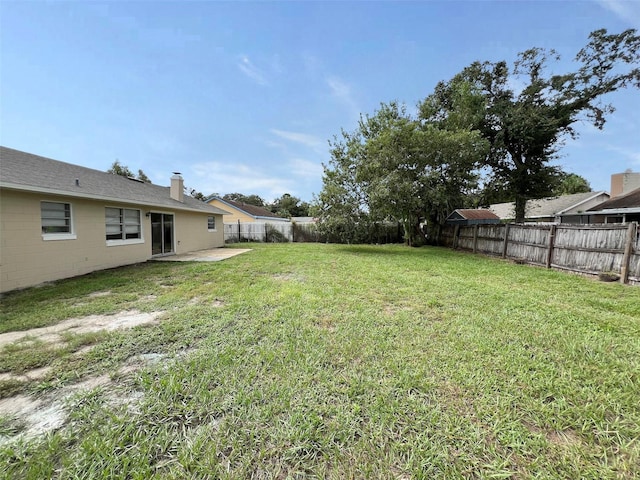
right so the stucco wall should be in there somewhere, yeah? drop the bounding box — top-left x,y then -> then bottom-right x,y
0,190 -> 224,293
173,210 -> 224,253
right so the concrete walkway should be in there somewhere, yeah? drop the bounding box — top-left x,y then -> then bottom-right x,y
152,248 -> 251,262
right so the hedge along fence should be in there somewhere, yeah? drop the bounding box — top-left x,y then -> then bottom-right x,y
440,222 -> 640,285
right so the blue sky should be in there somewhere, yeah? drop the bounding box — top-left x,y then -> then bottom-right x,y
1,1 -> 639,202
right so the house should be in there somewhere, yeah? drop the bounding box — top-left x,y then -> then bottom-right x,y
445,209 -> 501,225
0,146 -> 229,293
291,217 -> 317,224
488,191 -> 610,223
585,187 -> 640,224
206,196 -> 290,224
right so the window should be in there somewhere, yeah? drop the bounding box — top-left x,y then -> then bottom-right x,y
106,207 -> 141,243
207,215 -> 216,231
41,201 -> 75,240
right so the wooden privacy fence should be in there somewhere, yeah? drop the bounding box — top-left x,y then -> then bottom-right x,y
440,222 -> 640,284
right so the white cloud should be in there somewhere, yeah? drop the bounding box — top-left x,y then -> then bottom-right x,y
237,55 -> 268,85
270,129 -> 324,150
326,75 -> 360,120
598,0 -> 640,28
605,145 -> 640,165
288,158 -> 324,178
190,160 -> 292,198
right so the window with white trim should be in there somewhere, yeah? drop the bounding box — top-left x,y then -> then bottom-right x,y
207,215 -> 216,231
105,207 -> 141,242
41,201 -> 76,240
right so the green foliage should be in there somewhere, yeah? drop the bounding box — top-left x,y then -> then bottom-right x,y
106,160 -> 151,183
270,193 -> 310,218
316,101 -> 487,245
552,172 -> 591,196
427,29 -> 640,221
265,224 -> 289,242
136,169 -> 151,183
223,193 -> 266,207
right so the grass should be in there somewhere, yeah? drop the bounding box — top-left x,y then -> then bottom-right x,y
1,243 -> 639,479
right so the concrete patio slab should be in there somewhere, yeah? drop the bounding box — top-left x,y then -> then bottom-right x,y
152,248 -> 251,262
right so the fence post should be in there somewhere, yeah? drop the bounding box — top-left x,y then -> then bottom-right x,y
453,225 -> 460,249
502,224 -> 510,259
473,224 -> 479,253
237,220 -> 241,242
546,224 -> 557,269
620,222 -> 637,284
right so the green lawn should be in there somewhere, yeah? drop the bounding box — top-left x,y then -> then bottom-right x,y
1,243 -> 639,479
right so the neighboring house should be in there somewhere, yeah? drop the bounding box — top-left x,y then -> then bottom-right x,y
206,196 -> 290,224
488,191 -> 610,223
0,146 -> 229,293
585,187 -> 640,224
291,216 -> 317,224
445,209 -> 501,225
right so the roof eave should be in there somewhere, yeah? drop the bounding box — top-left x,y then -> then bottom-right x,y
555,191 -> 609,215
256,215 -> 290,222
1,182 -> 226,215
591,207 -> 640,214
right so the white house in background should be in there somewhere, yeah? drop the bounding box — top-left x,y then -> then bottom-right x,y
0,146 -> 229,293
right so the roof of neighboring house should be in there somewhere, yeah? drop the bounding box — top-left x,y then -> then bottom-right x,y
291,216 -> 317,223
0,146 -> 229,215
587,188 -> 640,212
208,196 -> 290,221
448,209 -> 500,221
489,191 -> 609,219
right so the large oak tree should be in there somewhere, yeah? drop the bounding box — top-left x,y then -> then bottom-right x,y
422,29 -> 640,222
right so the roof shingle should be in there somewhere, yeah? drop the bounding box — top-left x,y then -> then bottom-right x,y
587,188 -> 640,211
0,146 -> 228,215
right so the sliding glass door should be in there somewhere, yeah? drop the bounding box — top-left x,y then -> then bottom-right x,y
151,213 -> 174,255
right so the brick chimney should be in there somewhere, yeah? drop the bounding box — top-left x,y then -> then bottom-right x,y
170,172 -> 184,202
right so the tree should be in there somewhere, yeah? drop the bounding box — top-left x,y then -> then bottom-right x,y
107,160 -> 151,183
552,172 -> 591,196
270,193 -> 310,218
107,160 -> 134,178
222,193 -> 265,207
189,188 -> 206,201
315,101 -> 486,245
137,169 -> 151,183
424,29 -> 640,222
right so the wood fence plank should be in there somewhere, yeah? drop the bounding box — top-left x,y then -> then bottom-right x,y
620,222 -> 637,284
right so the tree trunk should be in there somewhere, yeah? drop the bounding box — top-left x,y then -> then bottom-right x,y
514,194 -> 527,223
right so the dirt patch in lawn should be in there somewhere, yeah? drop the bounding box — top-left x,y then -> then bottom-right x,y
0,374 -> 112,445
0,350 -> 181,446
0,310 -> 164,349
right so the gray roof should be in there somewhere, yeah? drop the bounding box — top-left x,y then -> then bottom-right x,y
0,146 -> 228,215
489,191 -> 609,220
588,187 -> 640,212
